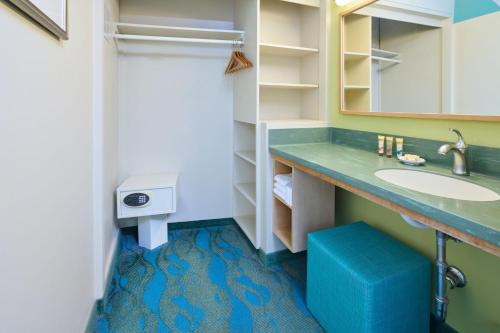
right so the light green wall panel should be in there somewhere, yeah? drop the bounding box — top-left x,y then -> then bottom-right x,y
329,4 -> 500,332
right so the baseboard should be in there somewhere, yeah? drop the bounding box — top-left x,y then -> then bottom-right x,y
258,248 -> 306,266
86,230 -> 121,333
169,217 -> 235,231
85,299 -> 100,333
103,229 -> 121,300
430,315 -> 458,333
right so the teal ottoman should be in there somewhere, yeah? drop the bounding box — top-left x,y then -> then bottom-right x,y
307,222 -> 431,333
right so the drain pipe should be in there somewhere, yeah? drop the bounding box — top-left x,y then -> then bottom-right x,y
434,230 -> 467,322
435,231 -> 449,322
401,215 -> 467,322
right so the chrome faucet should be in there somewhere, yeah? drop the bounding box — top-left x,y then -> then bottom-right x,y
437,129 -> 470,176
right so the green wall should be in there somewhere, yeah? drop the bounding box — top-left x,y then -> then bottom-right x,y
329,4 -> 500,332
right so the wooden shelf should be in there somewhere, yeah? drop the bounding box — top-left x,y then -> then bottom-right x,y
234,215 -> 257,246
260,43 -> 318,56
114,22 -> 245,45
278,0 -> 320,8
344,51 -> 370,59
234,151 -> 256,166
344,85 -> 370,89
260,82 -> 319,89
274,194 -> 292,209
235,182 -> 256,206
273,225 -> 292,249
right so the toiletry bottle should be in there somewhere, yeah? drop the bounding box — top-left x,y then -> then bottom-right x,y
396,138 -> 404,158
378,135 -> 385,156
386,136 -> 394,158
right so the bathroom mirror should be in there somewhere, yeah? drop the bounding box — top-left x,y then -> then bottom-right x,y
340,0 -> 500,121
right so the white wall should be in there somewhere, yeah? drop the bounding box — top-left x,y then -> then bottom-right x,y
454,11 -> 500,115
93,0 -> 120,298
0,1 -> 94,332
379,19 -> 442,114
117,0 -> 234,225
120,0 -> 235,28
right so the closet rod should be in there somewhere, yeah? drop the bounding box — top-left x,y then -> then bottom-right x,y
114,34 -> 244,45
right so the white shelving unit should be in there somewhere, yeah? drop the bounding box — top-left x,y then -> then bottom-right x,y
235,182 -> 257,206
234,150 -> 256,165
231,0 -> 328,253
234,215 -> 257,246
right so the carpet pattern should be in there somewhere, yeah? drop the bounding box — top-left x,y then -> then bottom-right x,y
92,224 -> 323,333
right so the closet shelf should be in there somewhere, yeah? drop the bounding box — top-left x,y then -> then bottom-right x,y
344,51 -> 370,59
344,85 -> 370,90
260,43 -> 319,56
371,48 -> 402,64
234,151 -> 256,166
372,48 -> 399,58
235,182 -> 256,206
113,22 -> 245,45
372,56 -> 401,64
234,215 -> 257,246
279,0 -> 320,8
260,82 -> 319,89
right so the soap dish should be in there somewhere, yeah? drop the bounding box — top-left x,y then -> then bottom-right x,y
398,154 -> 426,166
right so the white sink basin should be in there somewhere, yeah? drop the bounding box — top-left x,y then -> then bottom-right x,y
374,169 -> 500,202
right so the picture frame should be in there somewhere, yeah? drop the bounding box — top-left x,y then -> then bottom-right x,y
8,0 -> 68,40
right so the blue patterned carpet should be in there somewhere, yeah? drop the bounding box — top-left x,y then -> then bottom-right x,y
92,224 -> 323,333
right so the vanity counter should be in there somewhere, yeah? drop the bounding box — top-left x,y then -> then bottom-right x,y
270,142 -> 500,256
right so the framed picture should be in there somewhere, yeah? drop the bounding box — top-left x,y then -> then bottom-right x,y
8,0 -> 68,40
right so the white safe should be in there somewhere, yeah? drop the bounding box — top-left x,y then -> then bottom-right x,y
116,173 -> 178,250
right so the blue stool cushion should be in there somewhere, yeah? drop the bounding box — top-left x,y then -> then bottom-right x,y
307,222 -> 431,333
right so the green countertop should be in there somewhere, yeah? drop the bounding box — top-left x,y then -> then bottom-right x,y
270,142 -> 500,250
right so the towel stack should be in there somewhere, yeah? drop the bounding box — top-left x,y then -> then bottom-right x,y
274,173 -> 292,206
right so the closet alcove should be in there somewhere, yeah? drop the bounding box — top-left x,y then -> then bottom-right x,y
110,0 -> 329,254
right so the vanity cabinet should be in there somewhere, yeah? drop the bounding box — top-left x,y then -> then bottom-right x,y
272,159 -> 335,253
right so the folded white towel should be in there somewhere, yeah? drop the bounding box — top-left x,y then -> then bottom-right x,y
274,186 -> 292,206
274,182 -> 291,194
274,173 -> 292,187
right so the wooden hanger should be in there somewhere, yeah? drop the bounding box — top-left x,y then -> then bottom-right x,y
225,40 -> 253,74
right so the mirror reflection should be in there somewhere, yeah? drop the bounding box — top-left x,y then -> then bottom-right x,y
341,0 -> 500,117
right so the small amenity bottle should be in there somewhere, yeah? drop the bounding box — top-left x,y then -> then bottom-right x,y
386,136 -> 394,158
396,138 -> 404,158
378,135 -> 385,156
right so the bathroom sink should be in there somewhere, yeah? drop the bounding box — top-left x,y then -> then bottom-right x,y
374,169 -> 500,202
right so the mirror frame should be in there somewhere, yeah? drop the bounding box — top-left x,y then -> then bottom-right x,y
339,0 -> 500,122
